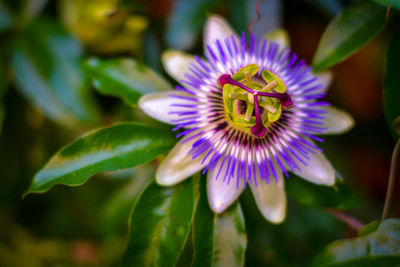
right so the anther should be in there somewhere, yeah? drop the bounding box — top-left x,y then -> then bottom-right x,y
261,80 -> 277,92
244,71 -> 252,85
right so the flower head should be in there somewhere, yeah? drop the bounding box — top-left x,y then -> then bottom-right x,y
139,15 -> 354,223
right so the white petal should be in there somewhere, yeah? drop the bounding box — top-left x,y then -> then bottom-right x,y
138,91 -> 194,125
156,137 -> 208,186
204,14 -> 238,51
162,50 -> 195,82
291,138 -> 335,186
322,106 -> 354,135
207,160 -> 244,214
316,71 -> 333,91
264,28 -> 290,48
250,172 -> 286,224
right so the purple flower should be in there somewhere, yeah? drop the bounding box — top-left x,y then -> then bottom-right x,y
139,15 -> 354,223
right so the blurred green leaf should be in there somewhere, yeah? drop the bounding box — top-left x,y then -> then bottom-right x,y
373,0 -> 400,9
165,0 -> 218,50
101,165 -> 154,236
86,58 -> 173,106
122,178 -> 198,267
26,123 -> 177,195
60,0 -> 147,55
313,219 -> 400,266
384,23 -> 400,140
142,30 -> 163,72
0,1 -> 13,33
358,221 -> 379,236
305,0 -> 342,18
192,178 -> 247,267
286,175 -> 359,210
228,0 -> 248,33
12,19 -> 100,127
312,1 -> 386,72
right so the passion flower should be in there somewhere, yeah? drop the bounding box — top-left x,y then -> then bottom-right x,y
139,15 -> 354,223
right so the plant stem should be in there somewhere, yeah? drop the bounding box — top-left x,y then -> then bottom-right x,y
248,0 -> 263,34
381,139 -> 400,221
385,6 -> 391,22
326,208 -> 363,232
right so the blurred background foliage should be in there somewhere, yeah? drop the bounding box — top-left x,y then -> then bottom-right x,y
0,0 -> 399,266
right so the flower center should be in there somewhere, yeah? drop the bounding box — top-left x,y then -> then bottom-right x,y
218,64 -> 293,138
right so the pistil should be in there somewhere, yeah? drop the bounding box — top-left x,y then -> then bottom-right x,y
218,74 -> 293,138
251,93 -> 267,137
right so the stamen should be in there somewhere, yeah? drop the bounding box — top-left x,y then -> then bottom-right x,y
244,104 -> 254,122
259,98 -> 277,113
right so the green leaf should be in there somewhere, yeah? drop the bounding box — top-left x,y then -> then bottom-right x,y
312,1 -> 387,72
192,177 -> 247,267
286,175 -> 359,210
101,165 -> 154,236
122,178 -> 198,267
384,23 -> 400,140
85,58 -> 173,106
12,19 -> 100,127
373,0 -> 400,10
358,221 -> 379,236
165,0 -> 218,50
313,219 -> 400,266
305,0 -> 342,18
26,123 -> 177,195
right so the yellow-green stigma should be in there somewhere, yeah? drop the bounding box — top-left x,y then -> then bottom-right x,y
218,64 -> 293,138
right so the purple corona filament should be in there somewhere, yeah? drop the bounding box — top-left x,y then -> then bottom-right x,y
218,74 -> 294,137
